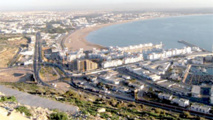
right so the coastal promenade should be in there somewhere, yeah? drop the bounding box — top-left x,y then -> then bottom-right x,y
0,85 -> 79,114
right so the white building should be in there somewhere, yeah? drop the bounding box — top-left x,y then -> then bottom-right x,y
67,49 -> 85,62
99,71 -> 122,85
149,74 -> 161,81
147,47 -> 192,60
126,66 -> 151,79
102,60 -> 123,68
20,50 -> 34,56
171,98 -> 190,107
158,93 -> 173,100
190,104 -> 211,114
123,54 -> 143,64
122,75 -> 131,80
191,85 -> 201,98
99,75 -> 120,85
24,59 -> 33,65
170,73 -> 180,80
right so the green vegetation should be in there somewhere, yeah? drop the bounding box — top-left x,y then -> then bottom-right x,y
39,66 -> 61,81
0,82 -> 63,96
129,79 -> 136,83
1,82 -> 207,120
15,106 -> 32,117
40,66 -> 54,75
49,112 -> 68,120
55,68 -> 65,77
97,82 -> 104,88
0,96 -> 17,102
179,111 -> 193,119
44,27 -> 66,34
41,21 -> 71,34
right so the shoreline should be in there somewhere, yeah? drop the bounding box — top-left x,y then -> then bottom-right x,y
64,19 -> 140,51
64,13 -> 212,51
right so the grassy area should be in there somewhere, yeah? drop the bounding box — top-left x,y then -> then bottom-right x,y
39,66 -> 60,81
55,67 -> 65,77
0,96 -> 17,102
15,106 -> 32,117
0,82 -> 207,120
49,111 -> 68,120
0,82 -> 64,95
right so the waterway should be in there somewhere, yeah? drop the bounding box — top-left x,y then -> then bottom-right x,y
87,14 -> 213,51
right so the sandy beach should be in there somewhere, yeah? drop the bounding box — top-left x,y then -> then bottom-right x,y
64,20 -> 141,51
64,14 -> 202,51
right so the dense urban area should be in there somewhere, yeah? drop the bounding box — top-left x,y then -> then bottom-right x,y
0,11 -> 213,120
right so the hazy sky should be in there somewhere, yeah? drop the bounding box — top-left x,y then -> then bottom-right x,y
0,0 -> 213,11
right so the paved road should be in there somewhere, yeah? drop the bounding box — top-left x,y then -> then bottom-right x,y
0,85 -> 79,114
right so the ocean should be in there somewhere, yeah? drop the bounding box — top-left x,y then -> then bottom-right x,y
86,14 -> 213,51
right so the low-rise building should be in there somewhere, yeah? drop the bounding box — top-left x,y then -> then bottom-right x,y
190,104 -> 211,114
128,83 -> 144,90
122,75 -> 131,80
24,59 -> 33,65
191,57 -> 204,64
149,74 -> 161,81
191,85 -> 201,98
170,73 -> 181,80
147,47 -> 192,60
99,72 -> 122,85
171,98 -> 190,107
158,93 -> 173,100
205,56 -> 213,62
102,60 -> 123,68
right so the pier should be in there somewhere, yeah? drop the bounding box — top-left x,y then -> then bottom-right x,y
178,40 -> 211,52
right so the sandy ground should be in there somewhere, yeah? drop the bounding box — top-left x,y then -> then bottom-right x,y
64,20 -> 140,51
0,107 -> 30,120
54,82 -> 71,91
0,70 -> 32,83
0,48 -> 18,68
0,38 -> 27,68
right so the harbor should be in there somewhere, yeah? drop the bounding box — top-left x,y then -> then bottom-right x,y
178,40 -> 212,53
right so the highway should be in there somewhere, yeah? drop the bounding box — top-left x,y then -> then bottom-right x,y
33,32 -> 50,86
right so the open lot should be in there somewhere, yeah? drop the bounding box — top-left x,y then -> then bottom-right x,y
0,69 -> 33,82
39,66 -> 60,82
0,35 -> 27,68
